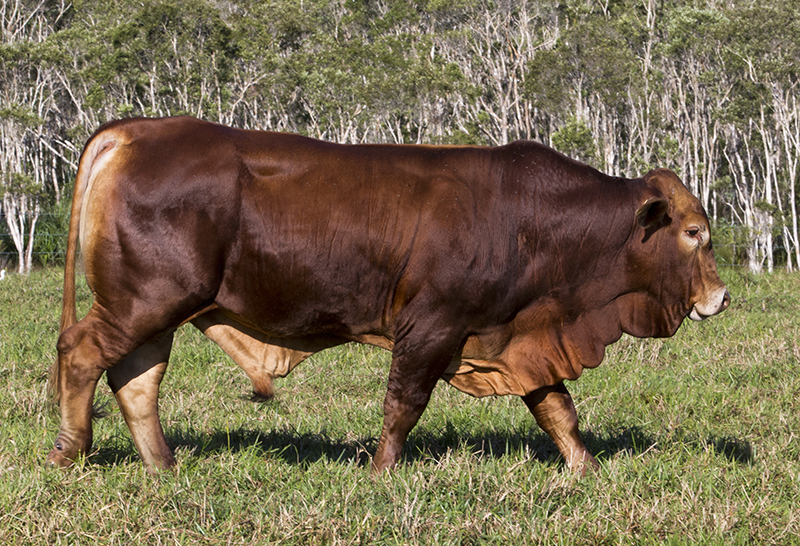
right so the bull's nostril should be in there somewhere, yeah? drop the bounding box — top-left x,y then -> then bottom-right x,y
722,290 -> 731,310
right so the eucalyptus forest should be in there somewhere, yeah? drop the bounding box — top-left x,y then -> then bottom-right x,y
1,0 -> 799,274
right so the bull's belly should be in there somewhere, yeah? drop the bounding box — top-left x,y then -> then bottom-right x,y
194,307 -> 535,400
213,284 -> 390,338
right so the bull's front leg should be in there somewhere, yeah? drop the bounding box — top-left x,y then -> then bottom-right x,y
522,382 -> 599,475
372,326 -> 464,473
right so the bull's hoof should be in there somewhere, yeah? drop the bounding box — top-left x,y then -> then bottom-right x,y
249,377 -> 275,401
249,389 -> 275,403
570,452 -> 600,477
143,457 -> 177,475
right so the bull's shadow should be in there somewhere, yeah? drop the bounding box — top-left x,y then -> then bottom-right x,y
89,423 -> 753,470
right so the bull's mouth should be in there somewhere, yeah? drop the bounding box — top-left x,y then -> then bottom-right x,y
689,289 -> 731,321
689,307 -> 710,321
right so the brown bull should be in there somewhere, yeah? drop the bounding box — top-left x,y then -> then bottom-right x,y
47,116 -> 730,474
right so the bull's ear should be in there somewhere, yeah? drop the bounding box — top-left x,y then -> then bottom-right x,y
635,196 -> 669,229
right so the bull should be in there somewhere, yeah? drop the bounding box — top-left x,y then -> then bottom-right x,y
47,116 -> 730,474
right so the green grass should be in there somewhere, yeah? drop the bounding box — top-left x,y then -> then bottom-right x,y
1,267 -> 799,544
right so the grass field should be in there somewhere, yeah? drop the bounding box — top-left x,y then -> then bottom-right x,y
0,267 -> 798,544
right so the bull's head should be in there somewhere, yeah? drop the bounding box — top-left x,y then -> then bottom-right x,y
632,169 -> 730,332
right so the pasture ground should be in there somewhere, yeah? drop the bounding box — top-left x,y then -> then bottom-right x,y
0,267 -> 798,544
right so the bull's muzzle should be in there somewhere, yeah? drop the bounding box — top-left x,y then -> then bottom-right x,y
689,287 -> 731,321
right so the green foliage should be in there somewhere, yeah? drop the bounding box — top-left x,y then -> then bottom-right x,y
551,117 -> 597,165
4,0 -> 800,270
0,104 -> 44,127
52,0 -> 241,121
661,6 -> 724,58
723,80 -> 772,126
32,207 -> 70,268
525,49 -> 569,113
710,221 -> 751,267
3,173 -> 41,196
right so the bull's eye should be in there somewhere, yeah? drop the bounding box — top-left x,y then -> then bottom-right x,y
684,226 -> 705,246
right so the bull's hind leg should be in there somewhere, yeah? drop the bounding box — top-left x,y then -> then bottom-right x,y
106,334 -> 174,473
522,382 -> 599,475
48,311 -> 139,469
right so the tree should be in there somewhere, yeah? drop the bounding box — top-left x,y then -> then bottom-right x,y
1,0 -> 73,274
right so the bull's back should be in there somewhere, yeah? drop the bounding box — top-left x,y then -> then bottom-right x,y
218,127 -> 512,336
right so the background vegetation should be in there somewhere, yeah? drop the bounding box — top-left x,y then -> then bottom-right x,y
1,0 -> 800,274
1,266 -> 799,544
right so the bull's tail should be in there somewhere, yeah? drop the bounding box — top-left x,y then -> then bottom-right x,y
48,132 -> 118,404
